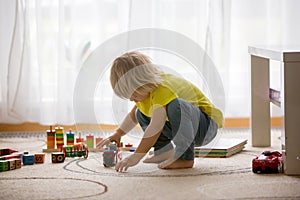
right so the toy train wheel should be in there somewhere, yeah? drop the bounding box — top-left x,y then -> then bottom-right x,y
83,149 -> 88,159
62,148 -> 67,158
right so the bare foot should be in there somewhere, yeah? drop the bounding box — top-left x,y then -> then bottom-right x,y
158,158 -> 194,169
143,149 -> 174,163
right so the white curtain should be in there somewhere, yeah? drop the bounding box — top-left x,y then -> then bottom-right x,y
0,0 -> 299,126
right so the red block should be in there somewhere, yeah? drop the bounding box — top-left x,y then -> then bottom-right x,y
0,148 -> 18,156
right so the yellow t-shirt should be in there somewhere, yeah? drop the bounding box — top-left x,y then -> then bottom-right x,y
135,73 -> 224,128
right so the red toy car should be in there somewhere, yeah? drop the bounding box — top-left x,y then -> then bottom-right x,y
252,150 -> 283,173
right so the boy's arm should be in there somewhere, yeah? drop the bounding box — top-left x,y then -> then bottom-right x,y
97,106 -> 138,148
117,105 -> 138,136
135,106 -> 166,154
115,106 -> 166,172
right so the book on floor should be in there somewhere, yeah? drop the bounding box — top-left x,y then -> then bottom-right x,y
194,138 -> 247,158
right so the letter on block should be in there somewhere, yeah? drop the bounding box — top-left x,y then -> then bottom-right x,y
34,153 -> 45,164
51,152 -> 65,163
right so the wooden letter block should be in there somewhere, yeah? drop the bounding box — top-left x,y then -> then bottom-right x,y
13,159 -> 22,169
23,154 -> 35,165
8,159 -> 16,170
51,152 -> 65,163
34,153 -> 45,164
0,160 -> 9,172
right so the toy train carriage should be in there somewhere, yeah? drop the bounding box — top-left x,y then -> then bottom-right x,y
62,143 -> 89,159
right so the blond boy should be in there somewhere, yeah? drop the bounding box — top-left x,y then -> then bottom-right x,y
98,51 -> 223,172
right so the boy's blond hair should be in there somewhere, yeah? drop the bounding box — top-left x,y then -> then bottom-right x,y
110,51 -> 162,99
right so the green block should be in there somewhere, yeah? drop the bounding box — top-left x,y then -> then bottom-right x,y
0,161 -> 9,171
56,134 -> 64,138
86,141 -> 94,148
65,146 -> 73,151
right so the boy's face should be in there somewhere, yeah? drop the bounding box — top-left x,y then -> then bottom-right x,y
130,91 -> 149,102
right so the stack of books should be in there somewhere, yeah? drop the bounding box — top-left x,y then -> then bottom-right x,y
194,138 -> 247,158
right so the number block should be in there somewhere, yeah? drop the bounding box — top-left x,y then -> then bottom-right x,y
13,158 -> 22,169
51,152 -> 65,163
8,159 -> 16,170
34,153 -> 45,164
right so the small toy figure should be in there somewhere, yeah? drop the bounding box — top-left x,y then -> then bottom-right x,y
252,150 -> 283,173
103,142 -> 122,167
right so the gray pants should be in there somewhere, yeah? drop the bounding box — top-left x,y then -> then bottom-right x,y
136,98 -> 218,160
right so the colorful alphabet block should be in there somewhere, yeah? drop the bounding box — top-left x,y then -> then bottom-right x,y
34,153 -> 45,164
51,152 -> 65,163
13,159 -> 22,169
0,160 -> 9,172
8,159 -> 16,170
23,154 -> 35,165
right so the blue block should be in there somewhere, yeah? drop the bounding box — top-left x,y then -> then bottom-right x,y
129,147 -> 136,152
23,154 -> 34,165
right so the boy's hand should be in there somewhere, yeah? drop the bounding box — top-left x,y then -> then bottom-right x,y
96,132 -> 122,149
96,138 -> 111,149
115,154 -> 143,172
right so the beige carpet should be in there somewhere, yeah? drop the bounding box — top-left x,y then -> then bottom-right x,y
0,129 -> 300,200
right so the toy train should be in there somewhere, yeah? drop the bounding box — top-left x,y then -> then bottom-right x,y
52,143 -> 88,163
61,143 -> 89,159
